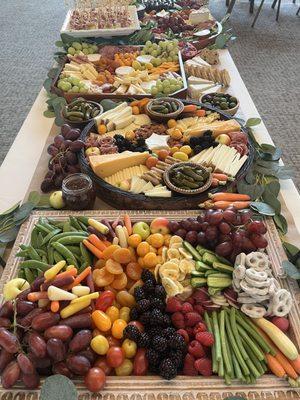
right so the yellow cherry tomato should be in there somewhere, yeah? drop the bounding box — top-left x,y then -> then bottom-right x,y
106,306 -> 120,323
122,339 -> 137,359
111,319 -> 127,339
115,359 -> 133,376
119,306 -> 131,322
92,310 -> 112,332
90,335 -> 109,355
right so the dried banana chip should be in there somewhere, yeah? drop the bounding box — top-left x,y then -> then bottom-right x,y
177,287 -> 193,301
168,258 -> 180,265
179,248 -> 193,260
178,270 -> 186,281
159,267 -> 180,281
179,259 -> 195,274
161,247 -> 168,263
162,277 -> 181,297
175,281 -> 184,293
154,264 -> 161,281
167,249 -> 180,259
170,242 -> 183,249
169,235 -> 183,246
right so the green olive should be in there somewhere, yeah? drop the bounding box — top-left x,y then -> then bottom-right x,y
220,102 -> 229,110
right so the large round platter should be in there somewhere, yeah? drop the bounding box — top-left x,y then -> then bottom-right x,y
79,100 -> 254,210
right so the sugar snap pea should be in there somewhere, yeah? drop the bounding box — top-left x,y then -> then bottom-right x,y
63,221 -> 71,232
35,223 -> 51,235
27,246 -> 41,262
20,260 -> 50,271
51,242 -> 78,267
48,231 -> 87,245
41,228 -> 62,246
48,246 -> 54,265
18,269 -> 26,279
80,242 -> 92,268
16,250 -> 30,258
69,216 -> 82,231
42,255 -> 48,264
37,232 -> 45,248
56,236 -> 87,245
53,251 -> 64,264
24,268 -> 36,283
31,227 -> 39,248
65,245 -> 81,256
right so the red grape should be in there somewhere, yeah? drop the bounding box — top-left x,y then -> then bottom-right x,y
174,229 -> 187,239
28,332 -> 47,358
21,372 -> 40,389
223,209 -> 237,224
250,233 -> 268,248
61,124 -> 72,138
240,210 -> 253,224
0,328 -> 20,354
218,222 -> 231,234
85,367 -> 106,392
47,145 -> 59,157
197,231 -> 206,245
46,338 -> 66,362
241,237 -> 256,252
185,231 -> 198,245
200,222 -> 209,231
207,211 -> 223,225
232,231 -> 244,246
54,135 -> 64,148
247,220 -> 267,234
215,241 -> 233,257
1,361 -> 20,389
205,226 -> 218,241
17,353 -> 36,375
168,221 -> 180,233
67,355 -> 90,375
69,330 -> 92,353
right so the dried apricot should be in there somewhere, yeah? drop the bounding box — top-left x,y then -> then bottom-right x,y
126,262 -> 142,281
137,242 -> 150,257
128,247 -> 137,262
93,268 -> 114,287
149,233 -> 164,248
143,252 -> 158,269
113,248 -> 131,264
111,273 -> 128,290
137,257 -> 145,268
95,259 -> 106,269
105,259 -> 123,275
102,245 -> 121,260
128,234 -> 142,248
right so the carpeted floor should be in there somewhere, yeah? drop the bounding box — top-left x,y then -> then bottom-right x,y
0,0 -> 299,189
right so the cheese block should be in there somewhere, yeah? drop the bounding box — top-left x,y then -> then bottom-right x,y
200,84 -> 222,96
188,76 -> 214,85
95,102 -> 127,125
90,152 -> 149,178
188,83 -> 218,100
184,119 -> 241,139
188,8 -> 210,24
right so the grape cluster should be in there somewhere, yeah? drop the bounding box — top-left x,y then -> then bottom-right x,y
67,41 -> 98,56
168,208 -> 268,262
156,13 -> 194,34
0,287 -> 96,390
57,76 -> 88,93
189,131 -> 218,155
142,40 -> 179,66
141,0 -> 175,11
113,135 -> 148,153
41,124 -> 85,193
151,77 -> 183,96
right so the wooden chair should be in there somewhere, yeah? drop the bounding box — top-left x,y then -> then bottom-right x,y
226,0 -> 255,15
252,0 -> 298,26
297,5 -> 300,15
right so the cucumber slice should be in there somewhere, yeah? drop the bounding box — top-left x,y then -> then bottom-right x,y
191,277 -> 207,288
183,241 -> 202,261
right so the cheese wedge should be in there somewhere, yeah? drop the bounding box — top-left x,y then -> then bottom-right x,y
90,152 -> 149,178
188,76 -> 214,85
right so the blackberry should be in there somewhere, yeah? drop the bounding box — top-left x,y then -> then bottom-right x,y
139,311 -> 152,325
162,327 -> 176,337
146,348 -> 160,366
134,286 -> 145,301
143,280 -> 155,293
130,307 -> 139,321
137,299 -> 151,313
161,314 -> 171,327
141,269 -> 156,284
123,325 -> 141,342
169,350 -> 184,368
151,309 -> 165,325
150,298 -> 165,311
148,327 -> 161,338
169,334 -> 186,351
159,358 -> 177,380
138,332 -> 151,348
154,285 -> 166,300
152,335 -> 167,352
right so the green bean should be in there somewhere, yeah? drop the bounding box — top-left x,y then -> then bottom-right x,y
212,311 -> 222,362
48,231 -> 87,245
236,311 -> 274,355
41,229 -> 62,246
35,224 -> 51,235
63,221 -> 71,232
232,352 -> 243,381
24,268 -> 35,283
42,255 -> 48,264
219,310 -> 232,377
51,242 -> 78,267
48,246 -> 54,265
224,373 -> 231,386
241,338 -> 264,376
218,356 -> 224,377
53,251 -> 64,263
69,216 -> 82,231
229,308 -> 249,360
20,260 -> 50,271
80,242 -> 92,266
27,246 -> 41,262
37,232 -> 45,248
78,261 -> 89,274
245,356 -> 261,379
31,227 -> 39,248
237,325 -> 265,361
57,236 -> 87,245
204,312 -> 217,373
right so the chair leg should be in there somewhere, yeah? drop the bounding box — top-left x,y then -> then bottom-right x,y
293,0 -> 296,4
276,0 -> 281,21
226,0 -> 230,7
252,0 -> 265,27
271,0 -> 277,9
296,5 -> 299,15
249,0 -> 254,14
227,0 -> 237,14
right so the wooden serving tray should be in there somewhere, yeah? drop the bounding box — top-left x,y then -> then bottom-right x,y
1,210 -> 300,399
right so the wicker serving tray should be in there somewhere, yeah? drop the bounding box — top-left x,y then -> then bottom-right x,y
1,210 -> 300,399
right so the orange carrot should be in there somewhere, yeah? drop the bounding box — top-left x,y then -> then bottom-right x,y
28,291 -> 48,302
195,109 -> 206,117
130,100 -> 140,107
68,266 -> 92,289
183,104 -> 197,113
290,355 -> 300,374
212,201 -> 250,210
55,267 -> 78,280
210,178 -> 220,188
275,351 -> 298,379
124,214 -> 132,235
212,173 -> 228,182
50,301 -> 60,313
265,353 -> 286,378
139,98 -> 150,108
88,234 -> 107,251
209,192 -> 250,202
83,239 -> 103,259
103,240 -> 111,247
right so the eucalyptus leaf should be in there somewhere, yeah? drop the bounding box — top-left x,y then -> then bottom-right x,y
237,180 -> 264,200
43,110 -> 55,118
260,143 -> 276,154
262,188 -> 281,214
214,34 -> 229,49
40,375 -> 77,400
55,40 -> 64,47
256,159 -> 279,171
43,78 -> 52,93
38,194 -> 51,207
47,67 -> 59,79
262,148 -> 282,161
254,165 -> 279,177
0,227 -> 19,243
282,260 -> 300,280
13,203 -> 35,222
55,113 -> 65,127
274,214 -> 288,235
27,191 -> 41,206
283,242 -> 300,258
266,180 -> 280,197
245,169 -> 255,184
0,202 -> 20,217
246,118 -> 261,127
250,201 -> 276,216
277,166 -> 294,180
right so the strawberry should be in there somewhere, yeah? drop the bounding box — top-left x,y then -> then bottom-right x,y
188,340 -> 205,358
193,322 -> 207,335
171,312 -> 185,329
271,316 -> 289,332
193,304 -> 205,316
177,329 -> 189,344
166,297 -> 182,313
194,357 -> 212,376
195,331 -> 214,347
183,353 -> 198,376
181,302 -> 194,314
185,312 -> 202,327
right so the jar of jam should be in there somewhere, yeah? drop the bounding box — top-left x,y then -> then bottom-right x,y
62,173 -> 96,210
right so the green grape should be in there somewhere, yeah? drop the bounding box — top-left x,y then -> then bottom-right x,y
72,86 -> 79,92
71,77 -> 81,85
173,55 -> 179,61
82,42 -> 88,48
61,82 -> 72,91
156,58 -> 162,66
75,50 -> 81,55
170,84 -> 177,93
79,86 -> 87,93
157,84 -> 163,92
167,43 -> 174,52
152,43 -> 158,50
169,51 -> 176,57
92,45 -> 98,52
68,47 -> 76,55
146,40 -> 152,47
160,41 -> 167,49
163,80 -> 170,87
151,50 -> 158,57
151,86 -> 158,95
167,56 -> 173,62
72,42 -> 82,50
140,50 -> 146,55
161,58 -> 167,63
163,87 -> 171,95
156,48 -> 162,56
82,48 -> 89,55
87,48 -> 94,54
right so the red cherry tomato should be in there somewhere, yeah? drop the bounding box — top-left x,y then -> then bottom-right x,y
95,291 -> 115,312
85,367 -> 106,392
106,335 -> 121,347
106,346 -> 125,368
133,348 -> 148,376
94,356 -> 113,375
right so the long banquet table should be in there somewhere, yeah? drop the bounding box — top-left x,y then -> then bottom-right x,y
0,49 -> 299,246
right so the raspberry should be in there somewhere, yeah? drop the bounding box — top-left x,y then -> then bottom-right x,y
185,327 -> 195,340
193,304 -> 205,316
271,317 -> 289,332
188,340 -> 205,358
171,312 -> 185,329
166,297 -> 182,313
195,331 -> 214,347
193,289 -> 209,303
193,322 -> 207,335
194,357 -> 212,376
177,329 -> 189,344
183,353 -> 198,376
181,302 -> 194,314
185,312 -> 202,327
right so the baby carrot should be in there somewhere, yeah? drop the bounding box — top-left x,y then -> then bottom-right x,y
50,301 -> 60,313
68,266 -> 92,289
265,353 -> 286,378
88,234 -> 107,251
195,109 -> 206,117
212,173 -> 228,182
212,201 -> 250,210
124,214 -> 132,235
275,350 -> 298,379
290,355 -> 300,374
103,240 -> 111,247
209,193 -> 250,202
28,291 -> 48,302
83,239 -> 103,259
55,267 -> 78,279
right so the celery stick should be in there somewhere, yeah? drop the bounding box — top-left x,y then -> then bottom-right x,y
212,311 -> 222,362
229,308 -> 249,360
241,338 -> 265,376
204,312 -> 217,373
219,310 -> 233,377
237,324 -> 265,361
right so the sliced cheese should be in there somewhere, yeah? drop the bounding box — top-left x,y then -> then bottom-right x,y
200,84 -> 222,96
145,189 -> 172,197
188,76 -> 214,85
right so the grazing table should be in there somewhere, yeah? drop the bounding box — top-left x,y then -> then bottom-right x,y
0,49 -> 299,246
